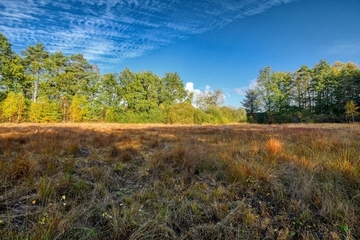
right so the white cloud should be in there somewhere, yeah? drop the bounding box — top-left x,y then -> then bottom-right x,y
185,82 -> 202,97
186,83 -> 229,107
0,0 -> 296,67
185,82 -> 195,92
185,82 -> 205,107
234,78 -> 257,96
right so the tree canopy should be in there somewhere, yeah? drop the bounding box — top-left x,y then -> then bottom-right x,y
0,33 -> 246,124
242,60 -> 360,123
2,32 -> 359,124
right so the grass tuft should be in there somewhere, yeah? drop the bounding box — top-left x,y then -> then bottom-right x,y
265,137 -> 283,156
9,157 -> 35,181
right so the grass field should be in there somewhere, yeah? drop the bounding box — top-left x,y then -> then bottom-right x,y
0,123 -> 359,239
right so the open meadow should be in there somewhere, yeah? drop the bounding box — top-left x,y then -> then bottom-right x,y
0,123 -> 359,239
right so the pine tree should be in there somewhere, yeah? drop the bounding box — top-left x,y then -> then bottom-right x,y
241,89 -> 261,115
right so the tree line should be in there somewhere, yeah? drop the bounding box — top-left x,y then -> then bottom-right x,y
0,33 -> 246,124
242,60 -> 360,123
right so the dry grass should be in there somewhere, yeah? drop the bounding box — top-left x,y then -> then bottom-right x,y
265,137 -> 283,156
0,123 -> 359,239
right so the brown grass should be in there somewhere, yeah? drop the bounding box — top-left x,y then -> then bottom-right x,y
0,123 -> 359,239
265,137 -> 283,156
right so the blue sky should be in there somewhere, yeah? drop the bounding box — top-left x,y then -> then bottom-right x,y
1,0 -> 360,107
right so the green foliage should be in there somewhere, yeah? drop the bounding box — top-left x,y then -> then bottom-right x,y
311,59 -> 335,114
205,106 -> 224,124
98,73 -> 121,108
159,72 -> 188,106
241,89 -> 261,115
41,52 -> 70,98
116,108 -> 165,123
0,34 -> 27,101
194,109 -> 207,125
251,60 -> 360,123
166,102 -> 196,124
199,106 -> 247,124
272,71 -> 292,112
256,67 -> 293,113
87,102 -> 104,122
105,106 -> 122,122
147,107 -> 166,123
256,66 -> 273,112
21,43 -> 49,102
1,91 -> 26,122
0,33 -> 12,58
119,69 -> 157,113
0,56 -> 27,99
222,107 -> 247,123
2,34 -> 360,124
116,68 -> 190,123
66,54 -> 95,95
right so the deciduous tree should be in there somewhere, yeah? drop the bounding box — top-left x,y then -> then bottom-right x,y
69,94 -> 89,122
29,96 -> 61,123
345,100 -> 359,123
196,89 -> 224,110
1,91 -> 26,122
256,66 -> 274,113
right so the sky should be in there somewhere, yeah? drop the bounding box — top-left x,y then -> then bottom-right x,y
1,0 -> 360,107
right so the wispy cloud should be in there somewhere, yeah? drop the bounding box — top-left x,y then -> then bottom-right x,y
326,39 -> 360,56
234,78 -> 257,96
234,88 -> 247,96
0,0 -> 295,68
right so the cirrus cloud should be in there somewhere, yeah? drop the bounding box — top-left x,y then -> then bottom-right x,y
0,0 -> 295,68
